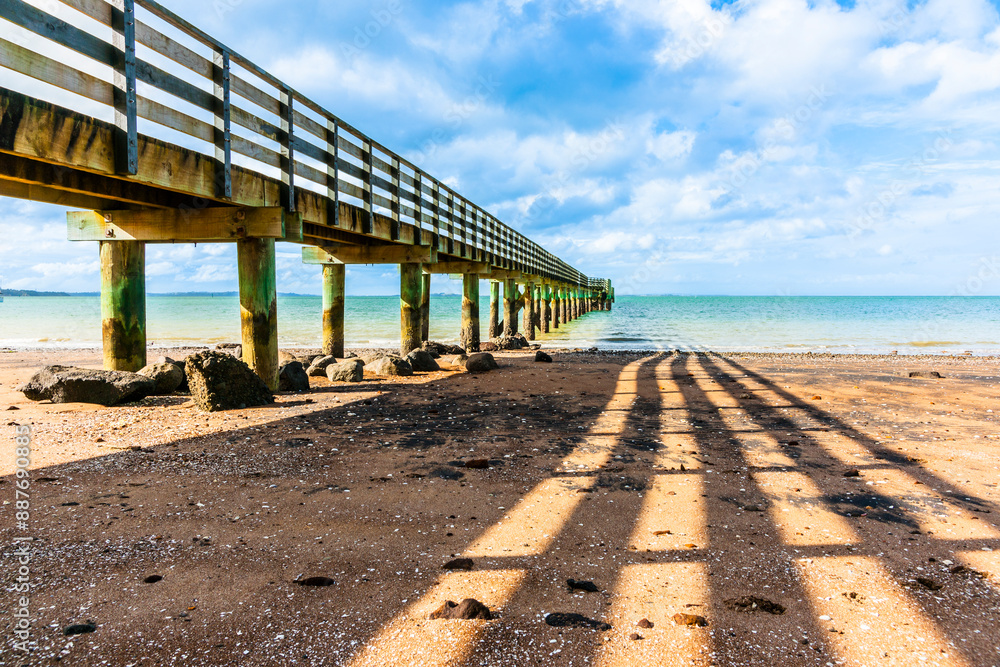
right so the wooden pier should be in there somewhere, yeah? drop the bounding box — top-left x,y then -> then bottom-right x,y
0,0 -> 613,387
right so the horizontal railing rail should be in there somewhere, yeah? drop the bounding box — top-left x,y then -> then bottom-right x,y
0,0 -> 608,287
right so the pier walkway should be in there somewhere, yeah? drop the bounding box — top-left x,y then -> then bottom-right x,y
0,0 -> 612,387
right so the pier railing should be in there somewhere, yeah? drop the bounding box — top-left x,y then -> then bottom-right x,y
0,0 -> 603,286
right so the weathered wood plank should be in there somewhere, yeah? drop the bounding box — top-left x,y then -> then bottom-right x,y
67,206 -> 289,242
231,73 -> 280,116
422,261 -> 489,275
0,37 -> 111,103
231,134 -> 281,168
139,96 -> 213,141
302,244 -> 436,265
0,178 -> 123,210
135,17 -> 212,79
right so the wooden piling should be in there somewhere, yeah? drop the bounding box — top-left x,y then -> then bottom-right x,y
541,285 -> 551,334
100,240 -> 146,372
489,281 -> 501,339
523,281 -> 535,340
561,287 -> 569,324
400,262 -> 422,355
420,272 -> 431,342
321,263 -> 345,357
237,237 -> 279,390
533,285 -> 542,333
503,278 -> 518,336
461,273 -> 480,352
553,287 -> 561,329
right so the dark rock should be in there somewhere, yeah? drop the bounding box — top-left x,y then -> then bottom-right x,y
479,342 -> 498,352
465,353 -> 499,373
278,350 -> 299,364
909,371 -> 943,378
184,351 -> 274,412
567,579 -> 600,593
278,361 -> 310,392
544,612 -> 611,631
215,343 -> 242,358
442,558 -> 474,571
629,633 -> 642,641
295,576 -> 335,587
306,355 -> 338,377
143,575 -> 163,584
63,621 -> 97,636
454,354 -> 469,365
326,359 -> 364,383
406,349 -> 441,372
491,333 -> 529,350
18,366 -> 156,406
464,459 -> 489,469
430,467 -> 464,481
424,341 -> 465,356
138,362 -> 185,395
7,406 -> 19,410
430,598 -> 492,620
368,356 -> 414,377
843,469 -> 861,478
724,596 -> 785,615
916,577 -> 942,591
672,613 -> 708,626
534,351 -> 553,363
637,618 -> 654,629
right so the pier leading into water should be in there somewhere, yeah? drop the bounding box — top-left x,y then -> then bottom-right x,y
0,0 -> 613,387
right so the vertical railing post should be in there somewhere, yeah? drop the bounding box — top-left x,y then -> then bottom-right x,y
280,89 -> 295,212
212,49 -> 232,199
390,155 -> 400,241
326,120 -> 340,227
414,170 -> 423,244
111,0 -> 137,176
431,180 -> 441,250
362,139 -> 373,234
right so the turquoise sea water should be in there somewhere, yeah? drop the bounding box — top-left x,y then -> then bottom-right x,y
0,295 -> 998,354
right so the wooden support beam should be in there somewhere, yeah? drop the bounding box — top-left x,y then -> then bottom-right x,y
540,285 -> 550,335
422,261 -> 489,275
302,244 -> 436,265
503,278 -> 518,337
420,272 -> 431,343
534,285 -> 543,333
461,273 -> 480,353
562,288 -> 569,324
552,287 -> 561,330
100,240 -> 146,371
487,270 -> 522,281
489,281 -> 501,339
68,207 -> 297,242
237,238 -> 279,390
322,264 -> 345,357
400,263 -> 422,356
523,281 -> 535,341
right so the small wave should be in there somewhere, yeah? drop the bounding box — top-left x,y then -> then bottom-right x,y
906,341 -> 963,347
602,336 -> 653,342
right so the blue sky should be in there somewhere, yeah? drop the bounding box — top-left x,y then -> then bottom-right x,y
2,0 -> 1000,295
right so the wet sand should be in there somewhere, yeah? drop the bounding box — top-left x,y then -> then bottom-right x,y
1,349 -> 998,666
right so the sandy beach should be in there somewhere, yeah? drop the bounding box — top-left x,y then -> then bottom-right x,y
1,348 -> 998,666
